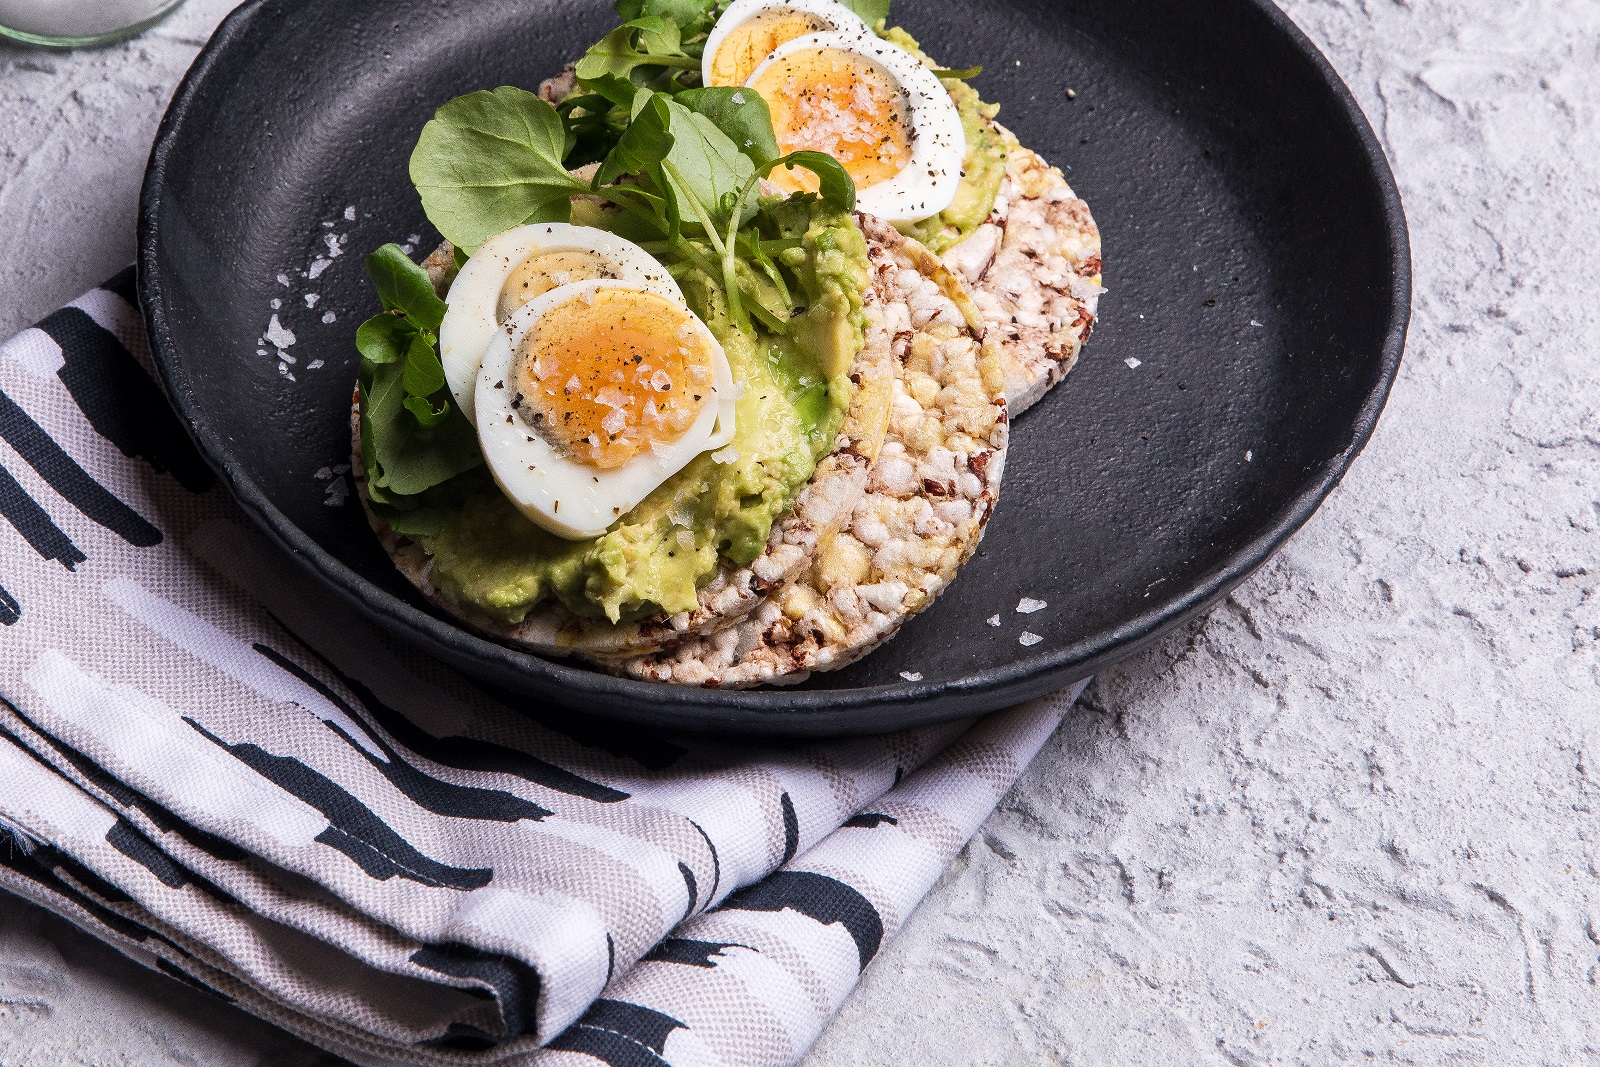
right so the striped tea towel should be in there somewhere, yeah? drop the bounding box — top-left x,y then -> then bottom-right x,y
0,271 -> 1084,1067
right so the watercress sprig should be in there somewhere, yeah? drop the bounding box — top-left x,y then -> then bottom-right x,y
409,85 -> 853,339
355,245 -> 482,501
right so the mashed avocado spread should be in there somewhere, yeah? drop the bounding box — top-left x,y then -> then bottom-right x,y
881,26 -> 1009,256
391,196 -> 869,625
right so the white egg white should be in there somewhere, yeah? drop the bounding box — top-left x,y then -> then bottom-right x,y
475,279 -> 738,540
701,0 -> 871,88
439,224 -> 683,426
749,30 -> 968,224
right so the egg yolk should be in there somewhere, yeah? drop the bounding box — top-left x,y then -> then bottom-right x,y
511,289 -> 715,470
751,47 -> 913,196
496,249 -> 620,322
707,10 -> 831,87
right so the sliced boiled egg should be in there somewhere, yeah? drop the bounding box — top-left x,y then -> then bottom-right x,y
701,0 -> 871,88
476,279 -> 738,540
748,31 -> 967,224
439,224 -> 682,425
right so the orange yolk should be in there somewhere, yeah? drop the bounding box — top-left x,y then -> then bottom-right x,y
707,10 -> 831,87
511,289 -> 714,470
751,47 -> 912,195
497,249 -> 619,322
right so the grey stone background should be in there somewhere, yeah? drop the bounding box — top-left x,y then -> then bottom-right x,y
2,0 -> 1597,1063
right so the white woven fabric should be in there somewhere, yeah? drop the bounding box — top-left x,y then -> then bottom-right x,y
0,272 -> 1083,1067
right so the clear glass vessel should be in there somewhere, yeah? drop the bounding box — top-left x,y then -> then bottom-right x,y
0,0 -> 186,47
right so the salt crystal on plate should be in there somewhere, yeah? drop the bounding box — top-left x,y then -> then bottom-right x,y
322,311 -> 337,324
899,671 -> 924,682
304,293 -> 319,308
1245,450 -> 1253,462
263,314 -> 295,350
308,258 -> 332,280
1017,597 -> 1047,614
1124,357 -> 1142,369
307,359 -> 325,371
1019,631 -> 1043,647
986,614 -> 1001,627
1250,319 -> 1264,327
344,205 -> 356,222
276,273 -> 290,287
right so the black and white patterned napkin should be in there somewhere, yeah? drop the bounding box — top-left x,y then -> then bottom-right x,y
0,271 -> 1082,1067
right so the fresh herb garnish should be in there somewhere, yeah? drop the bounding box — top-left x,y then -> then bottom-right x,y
410,85 -> 853,336
409,87 -> 576,254
837,0 -> 891,24
356,245 -> 482,501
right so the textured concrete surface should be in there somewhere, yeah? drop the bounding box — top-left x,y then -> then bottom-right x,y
3,0 -> 1598,1064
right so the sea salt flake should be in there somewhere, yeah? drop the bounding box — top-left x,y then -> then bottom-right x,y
1245,450 -> 1253,462
263,314 -> 296,350
711,446 -> 739,464
1017,597 -> 1047,614
1124,357 -> 1142,369
276,273 -> 291,287
1019,631 -> 1043,647
322,311 -> 337,324
343,205 -> 356,221
307,359 -> 325,371
308,258 -> 333,279
899,671 -> 924,682
1250,319 -> 1264,327
304,293 -> 320,308
986,614 -> 1001,627
270,297 -> 281,310
324,233 -> 346,258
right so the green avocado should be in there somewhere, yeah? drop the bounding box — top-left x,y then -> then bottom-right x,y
397,196 -> 870,625
880,26 -> 1010,256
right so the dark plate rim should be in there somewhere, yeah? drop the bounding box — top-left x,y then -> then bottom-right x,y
137,0 -> 1410,733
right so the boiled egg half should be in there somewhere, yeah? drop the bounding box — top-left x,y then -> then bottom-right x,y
701,0 -> 872,89
475,279 -> 738,540
704,0 -> 968,225
439,223 -> 683,426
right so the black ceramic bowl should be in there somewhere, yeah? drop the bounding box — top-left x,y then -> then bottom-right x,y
139,0 -> 1408,736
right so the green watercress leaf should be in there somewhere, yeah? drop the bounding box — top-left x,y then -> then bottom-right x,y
659,97 -> 757,228
837,0 -> 890,24
409,87 -> 580,252
596,91 -> 676,188
402,393 -> 449,428
574,17 -> 698,83
634,14 -> 683,57
364,244 -> 446,329
674,87 -> 781,166
401,329 -> 446,399
362,361 -> 483,498
354,312 -> 411,366
576,72 -> 639,109
769,150 -> 856,212
614,0 -> 718,41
